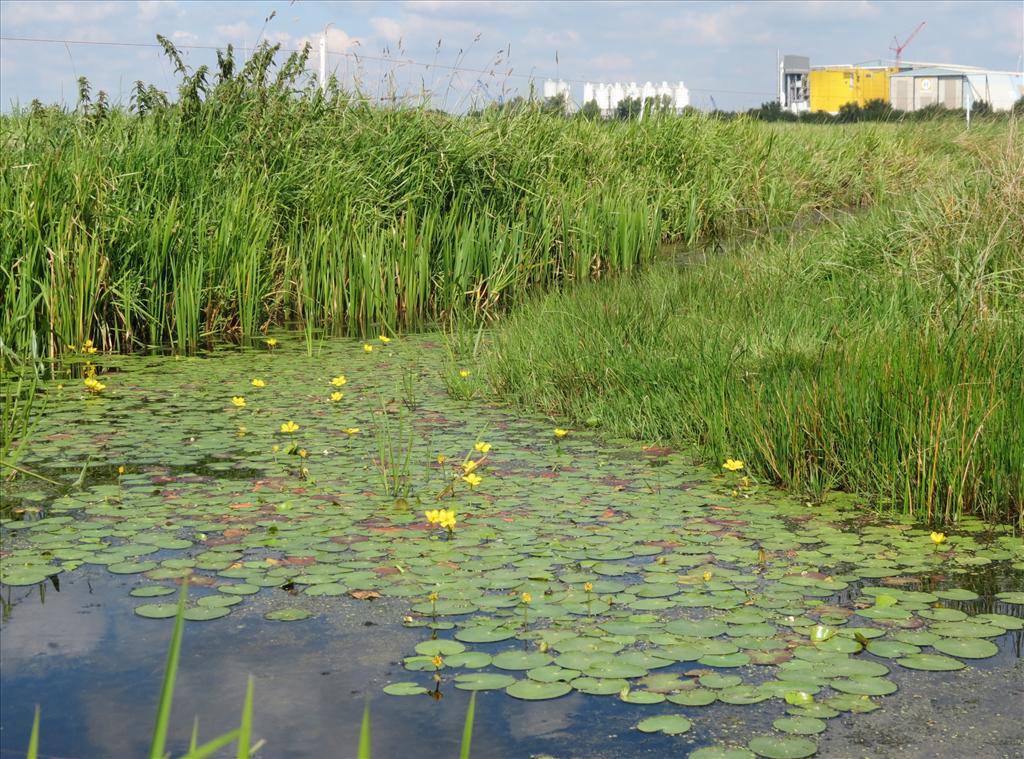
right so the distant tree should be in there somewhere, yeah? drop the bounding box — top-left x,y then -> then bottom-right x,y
542,92 -> 568,116
577,99 -> 602,120
1013,96 -> 1024,117
970,99 -> 993,118
615,96 -> 643,120
747,100 -> 797,122
861,99 -> 895,121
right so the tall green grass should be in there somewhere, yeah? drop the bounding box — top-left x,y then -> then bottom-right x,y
1,41 -> 935,360
482,129 -> 1024,525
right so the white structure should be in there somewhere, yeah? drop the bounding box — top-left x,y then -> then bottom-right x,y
581,81 -> 690,117
778,54 -> 810,113
542,79 -> 571,102
890,67 -> 1024,112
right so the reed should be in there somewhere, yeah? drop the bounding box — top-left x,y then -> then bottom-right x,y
1,40 -> 936,360
482,128 -> 1024,524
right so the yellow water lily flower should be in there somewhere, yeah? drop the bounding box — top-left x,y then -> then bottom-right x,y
83,376 -> 106,392
379,335 -> 391,343
238,425 -> 248,437
462,459 -> 479,474
117,465 -> 126,475
265,338 -> 278,348
280,421 -> 300,433
363,344 -> 374,353
474,441 -> 492,454
722,459 -> 745,472
298,448 -> 308,458
231,396 -> 246,408
272,444 -> 280,453
330,391 -> 344,402
432,655 -> 444,669
343,427 -> 360,435
930,532 -> 947,545
436,454 -> 447,465
251,378 -> 266,388
702,570 -> 714,582
553,428 -> 569,438
82,338 -> 97,354
461,472 -> 482,488
331,375 -> 347,386
428,591 -> 439,603
439,512 -> 456,531
459,369 -> 470,378
521,592 -> 532,605
583,582 -> 593,593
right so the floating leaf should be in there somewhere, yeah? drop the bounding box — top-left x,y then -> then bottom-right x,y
636,715 -> 692,735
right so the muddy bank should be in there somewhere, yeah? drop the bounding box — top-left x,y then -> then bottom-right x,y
819,659 -> 1024,759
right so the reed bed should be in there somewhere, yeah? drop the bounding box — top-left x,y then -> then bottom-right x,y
1,43 -> 928,360
483,127 -> 1024,524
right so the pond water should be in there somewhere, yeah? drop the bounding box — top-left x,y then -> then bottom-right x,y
2,335 -> 1022,759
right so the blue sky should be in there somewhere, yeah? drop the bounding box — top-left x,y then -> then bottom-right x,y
1,0 -> 1022,111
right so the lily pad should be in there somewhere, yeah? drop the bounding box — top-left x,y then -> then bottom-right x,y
383,682 -> 429,696
747,736 -> 818,759
492,651 -> 553,671
264,608 -> 312,622
931,638 -> 999,659
772,717 -> 826,735
134,603 -> 180,619
636,715 -> 692,735
414,639 -> 465,656
896,653 -> 965,671
505,679 -> 572,701
454,673 -> 516,691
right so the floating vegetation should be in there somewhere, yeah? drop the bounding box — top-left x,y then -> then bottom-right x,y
1,336 -> 1022,756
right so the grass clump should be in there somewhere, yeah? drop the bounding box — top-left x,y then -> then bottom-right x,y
483,128 -> 1023,525
1,39 -> 931,360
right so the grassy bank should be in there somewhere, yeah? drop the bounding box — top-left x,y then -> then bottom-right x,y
1,43 -> 936,360
481,127 -> 1023,524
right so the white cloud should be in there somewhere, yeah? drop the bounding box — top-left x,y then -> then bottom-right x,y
171,30 -> 198,45
3,1 -> 120,25
403,0 -> 527,16
136,0 -> 179,22
370,16 -> 404,44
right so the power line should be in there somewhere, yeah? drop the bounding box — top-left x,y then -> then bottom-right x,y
0,35 -> 778,98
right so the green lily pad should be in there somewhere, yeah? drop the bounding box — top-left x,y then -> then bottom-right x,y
995,592 -> 1024,605
130,585 -> 177,597
667,689 -> 718,706
492,651 -> 553,671
505,679 -> 572,700
264,608 -> 312,621
571,677 -> 629,695
688,747 -> 756,759
454,626 -> 517,643
747,736 -> 818,759
134,603 -> 180,619
414,639 -> 466,656
383,682 -> 429,696
829,678 -> 897,696
931,638 -> 999,659
454,673 -> 517,691
636,715 -> 692,735
700,673 -> 742,689
184,606 -> 232,621
896,653 -> 965,671
773,717 -> 826,735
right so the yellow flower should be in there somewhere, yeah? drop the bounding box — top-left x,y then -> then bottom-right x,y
117,465 -> 126,475
251,378 -> 266,388
363,344 -> 374,353
702,570 -> 714,582
722,459 -> 745,472
474,441 -> 492,454
238,425 -> 247,436
265,338 -> 278,348
83,376 -> 106,392
343,427 -> 360,435
331,375 -> 347,386
553,428 -> 569,439
462,459 -> 479,474
461,472 -> 482,488
930,532 -> 947,545
432,655 -> 444,669
436,454 -> 447,465
439,511 -> 457,531
521,592 -> 532,605
82,338 -> 97,354
583,582 -> 593,593
459,369 -> 470,378
272,444 -> 280,453
298,448 -> 308,458
379,335 -> 391,343
280,421 -> 300,433
330,391 -> 344,402
428,591 -> 439,603
231,396 -> 246,408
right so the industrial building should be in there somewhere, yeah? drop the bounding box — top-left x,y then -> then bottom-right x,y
779,56 -> 1024,114
890,67 -> 1024,112
543,80 -> 690,117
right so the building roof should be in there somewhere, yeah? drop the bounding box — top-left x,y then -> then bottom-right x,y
892,66 -> 1024,78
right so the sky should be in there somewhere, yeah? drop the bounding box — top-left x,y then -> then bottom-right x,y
1,0 -> 1022,111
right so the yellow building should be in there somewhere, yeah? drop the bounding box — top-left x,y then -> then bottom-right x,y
809,67 -> 897,113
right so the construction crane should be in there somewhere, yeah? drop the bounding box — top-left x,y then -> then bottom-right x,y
890,21 -> 926,69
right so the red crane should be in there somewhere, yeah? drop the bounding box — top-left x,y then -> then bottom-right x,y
891,21 -> 926,69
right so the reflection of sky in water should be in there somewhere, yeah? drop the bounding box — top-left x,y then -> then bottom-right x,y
3,570 -> 1022,758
